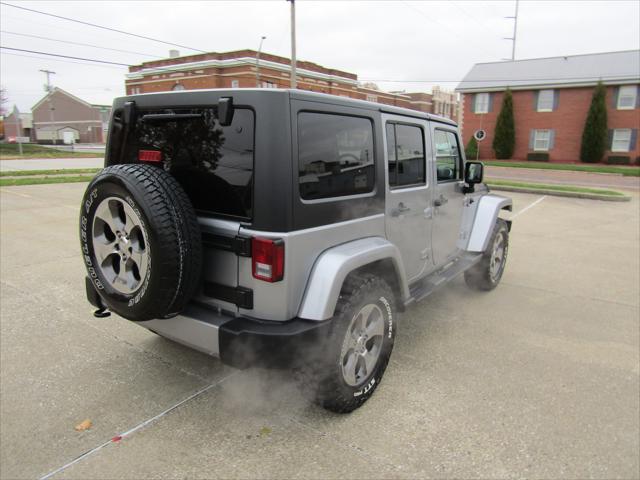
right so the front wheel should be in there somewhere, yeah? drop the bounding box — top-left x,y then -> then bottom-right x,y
305,274 -> 397,413
465,218 -> 509,291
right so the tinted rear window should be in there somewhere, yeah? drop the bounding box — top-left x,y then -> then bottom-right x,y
298,112 -> 375,200
125,107 -> 255,219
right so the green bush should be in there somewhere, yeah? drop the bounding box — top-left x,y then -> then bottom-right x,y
527,153 -> 550,162
580,82 -> 608,163
492,89 -> 515,159
606,156 -> 631,165
465,136 -> 478,159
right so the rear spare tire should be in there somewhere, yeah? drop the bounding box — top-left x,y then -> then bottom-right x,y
79,164 -> 202,321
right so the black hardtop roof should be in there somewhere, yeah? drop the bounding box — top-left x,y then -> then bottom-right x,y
118,88 -> 458,127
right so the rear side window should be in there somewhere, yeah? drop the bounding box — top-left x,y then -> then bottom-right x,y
434,130 -> 461,182
298,112 -> 375,200
386,122 -> 425,188
125,108 -> 255,219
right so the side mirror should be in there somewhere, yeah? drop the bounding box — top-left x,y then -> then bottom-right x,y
217,97 -> 234,126
464,161 -> 484,185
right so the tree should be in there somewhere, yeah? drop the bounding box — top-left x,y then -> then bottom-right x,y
465,136 -> 478,159
580,82 -> 608,163
492,89 -> 515,159
0,86 -> 7,117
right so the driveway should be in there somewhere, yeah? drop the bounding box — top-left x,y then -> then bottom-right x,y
1,184 -> 638,479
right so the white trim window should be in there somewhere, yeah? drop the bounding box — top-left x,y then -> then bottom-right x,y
231,79 -> 239,88
617,85 -> 637,109
366,94 -> 378,102
533,130 -> 551,151
537,89 -> 554,112
611,129 -> 632,152
474,92 -> 490,114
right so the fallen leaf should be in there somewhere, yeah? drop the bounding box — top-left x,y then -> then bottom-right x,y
259,426 -> 272,437
74,419 -> 92,431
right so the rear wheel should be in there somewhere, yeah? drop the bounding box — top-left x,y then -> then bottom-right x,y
303,274 -> 397,413
80,164 -> 202,321
465,219 -> 509,291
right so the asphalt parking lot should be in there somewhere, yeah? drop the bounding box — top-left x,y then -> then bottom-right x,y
1,184 -> 638,479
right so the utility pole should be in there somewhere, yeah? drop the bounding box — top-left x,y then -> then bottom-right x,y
40,69 -> 57,144
288,0 -> 297,89
504,0 -> 519,61
256,36 -> 266,88
12,106 -> 23,155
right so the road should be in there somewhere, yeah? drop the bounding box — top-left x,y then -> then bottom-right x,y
486,166 -> 640,191
0,157 -> 104,172
1,183 -> 638,479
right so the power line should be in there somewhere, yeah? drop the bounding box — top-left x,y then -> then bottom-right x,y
0,51 -> 126,69
0,30 -> 165,58
0,47 -> 130,66
0,2 -> 207,53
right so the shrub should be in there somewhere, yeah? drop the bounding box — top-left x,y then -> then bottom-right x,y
606,156 -> 631,165
580,82 -> 608,163
492,89 -> 515,159
527,153 -> 550,162
465,136 -> 478,159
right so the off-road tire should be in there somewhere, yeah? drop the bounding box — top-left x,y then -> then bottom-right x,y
80,164 -> 202,321
303,274 -> 397,413
464,218 -> 509,291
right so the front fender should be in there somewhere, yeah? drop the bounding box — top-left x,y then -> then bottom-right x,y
466,194 -> 512,252
297,237 -> 409,321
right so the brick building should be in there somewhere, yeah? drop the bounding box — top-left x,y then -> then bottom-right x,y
32,88 -> 111,144
3,106 -> 33,140
457,50 -> 640,163
125,49 -> 460,120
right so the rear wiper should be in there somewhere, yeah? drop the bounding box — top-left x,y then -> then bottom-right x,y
142,113 -> 203,122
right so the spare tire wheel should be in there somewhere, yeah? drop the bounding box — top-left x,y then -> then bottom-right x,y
79,164 -> 202,321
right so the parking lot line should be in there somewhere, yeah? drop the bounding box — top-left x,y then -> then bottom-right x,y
511,195 -> 546,219
39,372 -> 238,480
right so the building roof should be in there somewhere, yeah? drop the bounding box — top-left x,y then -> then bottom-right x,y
457,50 -> 640,92
32,87 -> 97,111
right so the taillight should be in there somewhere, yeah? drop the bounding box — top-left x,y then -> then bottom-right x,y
252,237 -> 284,282
139,150 -> 162,162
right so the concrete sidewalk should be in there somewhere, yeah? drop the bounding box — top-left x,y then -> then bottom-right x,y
486,165 -> 640,191
0,158 -> 104,172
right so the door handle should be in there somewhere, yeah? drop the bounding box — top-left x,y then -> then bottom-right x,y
391,202 -> 411,217
434,195 -> 448,207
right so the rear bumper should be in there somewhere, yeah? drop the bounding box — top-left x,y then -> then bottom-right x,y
141,306 -> 331,369
87,276 -> 331,369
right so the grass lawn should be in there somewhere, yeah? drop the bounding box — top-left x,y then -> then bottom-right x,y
0,175 -> 93,187
0,168 -> 100,177
486,179 -> 626,197
483,160 -> 640,177
0,144 -> 104,159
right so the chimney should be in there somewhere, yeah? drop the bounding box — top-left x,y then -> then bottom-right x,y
169,49 -> 180,58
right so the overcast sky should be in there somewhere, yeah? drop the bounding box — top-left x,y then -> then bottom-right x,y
1,0 -> 639,111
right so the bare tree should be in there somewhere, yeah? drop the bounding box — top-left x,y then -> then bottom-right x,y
0,86 -> 8,116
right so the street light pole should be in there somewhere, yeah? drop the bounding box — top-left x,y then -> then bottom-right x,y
288,0 -> 297,89
256,36 -> 266,88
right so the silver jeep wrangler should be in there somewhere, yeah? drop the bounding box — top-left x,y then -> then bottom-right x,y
80,89 -> 512,412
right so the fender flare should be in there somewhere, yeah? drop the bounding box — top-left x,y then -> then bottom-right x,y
297,237 -> 409,321
466,194 -> 513,252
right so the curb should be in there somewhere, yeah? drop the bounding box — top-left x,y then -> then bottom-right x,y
488,185 -> 631,202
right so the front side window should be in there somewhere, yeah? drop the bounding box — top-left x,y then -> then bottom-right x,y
475,93 -> 490,114
533,129 -> 551,151
617,85 -> 637,109
537,89 -> 554,111
386,123 -> 425,188
298,112 -> 375,200
434,130 -> 461,182
612,129 -> 631,152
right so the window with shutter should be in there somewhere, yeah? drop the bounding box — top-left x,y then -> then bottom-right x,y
474,93 -> 490,114
537,89 -> 554,112
611,129 -> 632,152
617,86 -> 637,110
533,130 -> 551,151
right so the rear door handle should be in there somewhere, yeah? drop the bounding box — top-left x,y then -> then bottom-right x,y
391,202 -> 411,217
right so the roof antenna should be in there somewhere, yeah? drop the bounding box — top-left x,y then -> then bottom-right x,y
503,0 -> 519,61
